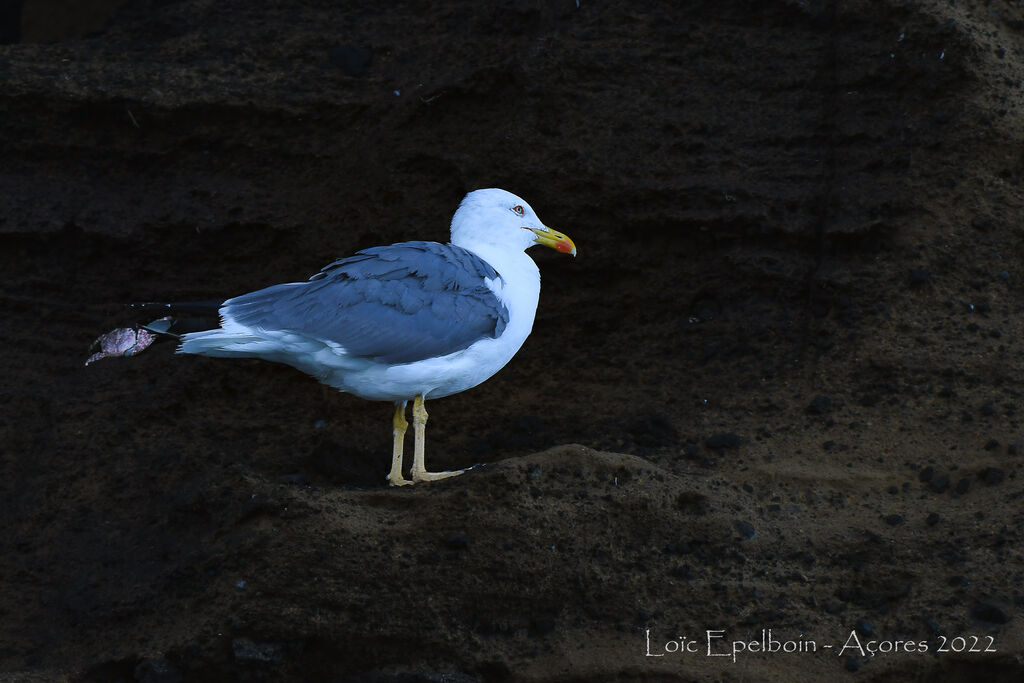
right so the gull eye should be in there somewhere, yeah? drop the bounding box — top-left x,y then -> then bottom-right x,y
512,205 -> 525,216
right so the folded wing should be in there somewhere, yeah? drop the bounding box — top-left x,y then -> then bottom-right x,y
221,241 -> 509,365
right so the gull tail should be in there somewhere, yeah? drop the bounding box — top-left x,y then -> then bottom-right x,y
176,324 -> 278,358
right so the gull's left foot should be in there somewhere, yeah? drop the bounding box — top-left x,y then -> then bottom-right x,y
411,467 -> 465,483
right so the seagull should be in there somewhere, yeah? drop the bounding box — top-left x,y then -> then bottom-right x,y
161,189 -> 575,485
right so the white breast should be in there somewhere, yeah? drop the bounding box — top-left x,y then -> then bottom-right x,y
321,245 -> 541,401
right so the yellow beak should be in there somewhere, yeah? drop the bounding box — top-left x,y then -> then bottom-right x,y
524,226 -> 577,257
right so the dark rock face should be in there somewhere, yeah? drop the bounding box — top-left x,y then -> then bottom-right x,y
1,1 -> 1023,680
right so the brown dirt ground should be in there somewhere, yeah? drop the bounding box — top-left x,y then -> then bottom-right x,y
1,0 -> 1023,681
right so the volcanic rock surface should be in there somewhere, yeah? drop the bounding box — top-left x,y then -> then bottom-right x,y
1,1 -> 1023,680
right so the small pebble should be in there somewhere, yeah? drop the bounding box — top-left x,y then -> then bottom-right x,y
948,575 -> 971,589
824,601 -> 844,615
971,216 -> 994,231
734,521 -> 757,540
983,467 -> 1006,486
883,514 -> 904,526
929,474 -> 950,493
806,395 -> 832,415
971,602 -> 1010,624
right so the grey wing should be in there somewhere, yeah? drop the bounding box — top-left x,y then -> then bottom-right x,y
221,242 -> 509,364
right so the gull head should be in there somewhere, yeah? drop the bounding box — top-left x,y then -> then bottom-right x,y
450,188 -> 576,257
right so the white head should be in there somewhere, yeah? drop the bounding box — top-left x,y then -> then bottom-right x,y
449,188 -> 576,257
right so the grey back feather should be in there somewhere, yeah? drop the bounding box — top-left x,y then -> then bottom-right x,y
222,241 -> 509,364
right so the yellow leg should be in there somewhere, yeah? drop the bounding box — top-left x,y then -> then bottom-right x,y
387,401 -> 412,486
410,394 -> 464,483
